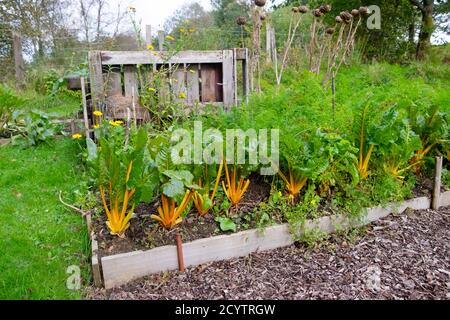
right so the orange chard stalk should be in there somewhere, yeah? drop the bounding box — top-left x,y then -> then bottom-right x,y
192,162 -> 224,216
221,160 -> 250,207
409,142 -> 437,172
278,167 -> 307,199
151,190 -> 192,230
358,144 -> 374,180
100,161 -> 136,237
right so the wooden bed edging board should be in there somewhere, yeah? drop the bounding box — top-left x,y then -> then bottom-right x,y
100,196 -> 431,289
440,190 -> 450,207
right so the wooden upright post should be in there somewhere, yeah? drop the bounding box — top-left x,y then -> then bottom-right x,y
432,156 -> 443,210
158,31 -> 165,51
80,77 -> 90,139
145,25 -> 152,48
12,32 -> 25,87
266,23 -> 272,64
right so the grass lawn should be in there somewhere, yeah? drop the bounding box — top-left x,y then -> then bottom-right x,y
0,138 -> 90,299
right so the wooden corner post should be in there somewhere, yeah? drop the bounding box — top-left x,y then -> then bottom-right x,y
12,31 -> 25,87
432,156 -> 443,210
88,51 -> 105,113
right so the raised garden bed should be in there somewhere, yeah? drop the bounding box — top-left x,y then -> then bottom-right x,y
89,191 -> 450,289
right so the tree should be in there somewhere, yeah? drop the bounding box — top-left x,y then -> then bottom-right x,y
410,0 -> 434,59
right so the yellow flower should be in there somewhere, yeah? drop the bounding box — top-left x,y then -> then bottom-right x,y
93,124 -> 100,129
179,28 -> 186,33
189,28 -> 196,33
115,120 -> 124,125
72,134 -> 82,140
93,111 -> 103,117
310,199 -> 318,206
153,52 -> 159,57
178,92 -> 187,99
146,44 -> 154,50
109,120 -> 121,127
148,87 -> 156,92
278,191 -> 283,198
166,35 -> 175,41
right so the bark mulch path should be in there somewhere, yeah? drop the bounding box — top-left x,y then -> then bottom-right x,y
92,207 -> 450,300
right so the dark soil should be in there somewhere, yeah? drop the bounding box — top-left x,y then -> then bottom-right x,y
412,174 -> 433,198
93,175 -> 271,258
93,207 -> 450,300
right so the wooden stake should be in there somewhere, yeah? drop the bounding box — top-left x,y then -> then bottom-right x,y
12,32 -> 25,87
145,25 -> 152,48
158,31 -> 165,51
432,156 -> 443,210
175,232 -> 185,272
80,77 -> 90,139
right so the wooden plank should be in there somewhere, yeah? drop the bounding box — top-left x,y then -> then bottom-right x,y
234,48 -> 248,60
124,65 -> 139,98
88,51 -> 105,109
100,196 -> 432,289
101,51 -> 224,65
12,32 -> 25,86
101,224 -> 293,289
222,50 -> 235,108
105,70 -> 122,96
80,77 -> 90,139
440,191 -> 450,207
172,66 -> 186,103
432,156 -> 443,210
158,31 -> 165,51
186,64 -> 200,104
91,234 -> 103,287
201,64 -> 222,103
145,25 -> 152,48
233,49 -> 238,106
243,48 -> 249,106
102,245 -> 179,289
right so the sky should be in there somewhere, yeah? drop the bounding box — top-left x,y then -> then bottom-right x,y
124,0 -> 285,31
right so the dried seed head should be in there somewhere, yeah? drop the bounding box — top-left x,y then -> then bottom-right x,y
254,0 -> 266,7
351,9 -> 360,16
326,27 -> 335,35
292,7 -> 299,13
236,16 -> 246,26
359,6 -> 369,16
340,11 -> 353,23
313,8 -> 323,17
335,16 -> 343,23
298,6 -> 309,14
320,4 -> 332,13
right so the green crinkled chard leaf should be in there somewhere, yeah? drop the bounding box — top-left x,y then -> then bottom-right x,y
162,178 -> 185,198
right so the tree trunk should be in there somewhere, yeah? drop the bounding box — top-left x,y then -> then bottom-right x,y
416,0 -> 434,59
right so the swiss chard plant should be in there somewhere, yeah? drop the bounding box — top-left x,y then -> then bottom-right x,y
90,127 -> 156,237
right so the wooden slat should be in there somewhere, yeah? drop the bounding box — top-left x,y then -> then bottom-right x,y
105,70 -> 122,96
439,190 -> 450,207
124,66 -> 138,98
200,64 -> 221,103
88,51 -> 105,109
100,195 -> 432,289
222,50 -> 235,108
172,66 -> 186,103
186,64 -> 200,104
243,48 -> 249,105
234,48 -> 248,60
101,224 -> 292,289
101,51 -> 224,65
